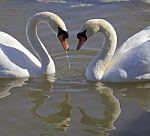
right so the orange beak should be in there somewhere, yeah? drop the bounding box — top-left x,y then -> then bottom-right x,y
76,36 -> 87,50
58,35 -> 69,51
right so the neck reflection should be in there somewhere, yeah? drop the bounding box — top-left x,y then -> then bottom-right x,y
79,83 -> 121,134
29,89 -> 72,132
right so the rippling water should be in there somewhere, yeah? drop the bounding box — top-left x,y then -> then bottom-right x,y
0,0 -> 150,136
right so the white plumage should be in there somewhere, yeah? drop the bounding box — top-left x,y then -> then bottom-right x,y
0,12 -> 69,78
77,19 -> 150,82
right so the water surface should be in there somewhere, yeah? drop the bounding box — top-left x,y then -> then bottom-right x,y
0,0 -> 150,136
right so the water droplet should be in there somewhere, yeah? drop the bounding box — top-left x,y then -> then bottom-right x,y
65,51 -> 71,69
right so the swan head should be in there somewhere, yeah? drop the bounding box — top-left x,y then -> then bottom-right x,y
46,12 -> 70,51
29,12 -> 70,51
57,27 -> 69,51
76,19 -> 103,50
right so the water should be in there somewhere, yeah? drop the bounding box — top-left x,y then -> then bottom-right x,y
65,51 -> 71,69
0,0 -> 150,136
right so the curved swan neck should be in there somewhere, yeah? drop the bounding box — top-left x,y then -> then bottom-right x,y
86,20 -> 117,80
26,12 -> 55,74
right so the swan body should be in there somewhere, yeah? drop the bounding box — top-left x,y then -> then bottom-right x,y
76,19 -> 150,82
0,12 -> 69,78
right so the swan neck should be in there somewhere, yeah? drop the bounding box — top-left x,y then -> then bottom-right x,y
26,14 -> 55,74
86,20 -> 117,80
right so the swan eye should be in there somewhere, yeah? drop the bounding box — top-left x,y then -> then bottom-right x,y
57,27 -> 69,40
77,30 -> 87,41
63,32 -> 69,39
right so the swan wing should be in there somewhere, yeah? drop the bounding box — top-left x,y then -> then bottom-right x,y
0,31 -> 41,77
117,26 -> 150,54
103,40 -> 150,82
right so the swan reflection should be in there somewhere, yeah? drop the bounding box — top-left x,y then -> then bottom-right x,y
29,91 -> 72,132
0,77 -> 28,99
0,74 -> 55,99
31,74 -> 55,91
79,83 -> 121,135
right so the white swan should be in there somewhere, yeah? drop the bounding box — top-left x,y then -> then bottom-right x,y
0,11 -> 69,78
76,19 -> 150,82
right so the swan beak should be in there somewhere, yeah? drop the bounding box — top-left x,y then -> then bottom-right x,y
76,37 -> 86,50
58,35 -> 69,51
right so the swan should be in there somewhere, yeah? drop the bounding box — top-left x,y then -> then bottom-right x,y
76,19 -> 150,82
0,11 -> 69,78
